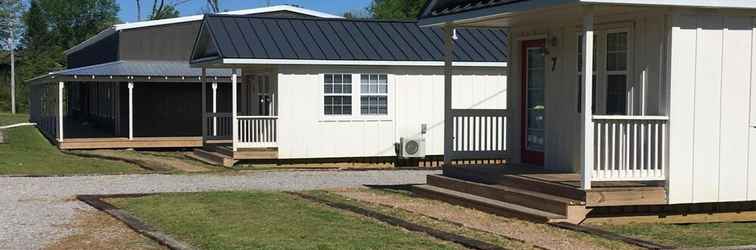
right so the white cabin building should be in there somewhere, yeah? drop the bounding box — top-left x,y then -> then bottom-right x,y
190,15 -> 508,166
410,0 -> 756,223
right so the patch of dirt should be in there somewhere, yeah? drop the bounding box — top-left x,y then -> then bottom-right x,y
45,210 -> 165,250
331,188 -> 637,250
79,150 -> 213,173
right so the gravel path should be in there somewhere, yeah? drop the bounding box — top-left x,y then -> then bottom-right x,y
0,170 -> 438,250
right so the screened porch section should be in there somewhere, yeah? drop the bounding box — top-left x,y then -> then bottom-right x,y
203,71 -> 278,151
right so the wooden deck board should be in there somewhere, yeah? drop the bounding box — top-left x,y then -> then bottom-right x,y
59,137 -> 203,150
442,165 -> 668,207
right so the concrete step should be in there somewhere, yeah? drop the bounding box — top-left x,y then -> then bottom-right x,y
413,184 -> 568,223
188,149 -> 237,167
427,175 -> 585,216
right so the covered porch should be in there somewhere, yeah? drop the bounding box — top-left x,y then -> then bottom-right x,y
28,61 -> 230,149
434,3 -> 670,191
411,1 -> 676,223
198,66 -> 280,163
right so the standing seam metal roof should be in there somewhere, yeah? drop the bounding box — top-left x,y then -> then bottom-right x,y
197,15 -> 508,62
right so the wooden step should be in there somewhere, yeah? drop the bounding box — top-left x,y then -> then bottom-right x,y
413,184 -> 568,223
492,174 -> 587,201
428,175 -> 585,216
188,149 -> 237,167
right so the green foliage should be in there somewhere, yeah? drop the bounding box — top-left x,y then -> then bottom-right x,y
368,0 -> 426,20
150,4 -> 180,20
111,192 -> 459,249
4,0 -> 120,113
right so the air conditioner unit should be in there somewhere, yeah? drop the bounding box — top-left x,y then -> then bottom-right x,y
400,137 -> 426,158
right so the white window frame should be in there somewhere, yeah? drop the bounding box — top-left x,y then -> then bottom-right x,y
359,73 -> 389,116
319,72 -> 393,121
322,73 -> 353,117
575,25 -> 633,115
604,28 -> 632,115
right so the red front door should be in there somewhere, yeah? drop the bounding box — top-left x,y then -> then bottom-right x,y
521,40 -> 546,165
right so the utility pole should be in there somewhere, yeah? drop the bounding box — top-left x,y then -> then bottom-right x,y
9,28 -> 14,114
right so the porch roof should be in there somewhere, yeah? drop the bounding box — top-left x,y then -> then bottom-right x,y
418,0 -> 756,26
28,60 -> 232,85
190,15 -> 508,68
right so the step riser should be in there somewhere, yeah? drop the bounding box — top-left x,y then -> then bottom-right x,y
413,186 -> 553,223
443,168 -> 586,201
492,175 -> 585,201
191,149 -> 236,167
428,175 -> 569,215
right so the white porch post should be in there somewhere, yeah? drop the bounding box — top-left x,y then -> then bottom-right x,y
57,82 -> 64,142
128,81 -> 134,140
212,81 -> 218,136
580,12 -> 595,190
201,68 -> 207,142
443,24 -> 454,167
232,69 -> 238,152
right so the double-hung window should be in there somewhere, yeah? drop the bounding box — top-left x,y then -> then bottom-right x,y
323,74 -> 352,115
360,74 -> 388,115
605,31 -> 629,115
576,30 -> 630,115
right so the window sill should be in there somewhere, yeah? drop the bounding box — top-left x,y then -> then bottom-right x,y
319,116 -> 392,123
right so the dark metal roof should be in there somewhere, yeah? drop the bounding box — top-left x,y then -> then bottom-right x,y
418,0 -> 525,20
193,15 -> 508,63
29,60 -> 231,84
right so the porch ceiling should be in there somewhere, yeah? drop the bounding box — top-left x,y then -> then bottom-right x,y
418,0 -> 756,27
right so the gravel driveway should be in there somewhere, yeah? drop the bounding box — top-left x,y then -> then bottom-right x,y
0,170 -> 438,250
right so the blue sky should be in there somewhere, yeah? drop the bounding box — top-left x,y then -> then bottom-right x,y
117,0 -> 372,23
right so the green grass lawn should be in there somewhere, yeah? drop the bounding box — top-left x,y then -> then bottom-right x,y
109,192 -> 463,249
0,112 -> 29,126
0,124 -> 146,176
595,222 -> 756,248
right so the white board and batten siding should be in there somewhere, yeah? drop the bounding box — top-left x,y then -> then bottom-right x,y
668,13 -> 756,204
275,65 -> 507,159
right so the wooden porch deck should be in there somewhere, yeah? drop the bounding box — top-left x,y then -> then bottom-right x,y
58,137 -> 203,150
415,164 -> 668,224
442,165 -> 667,206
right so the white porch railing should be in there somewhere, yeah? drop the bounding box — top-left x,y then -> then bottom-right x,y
449,109 -> 508,160
205,113 -> 232,140
592,115 -> 668,181
237,116 -> 278,148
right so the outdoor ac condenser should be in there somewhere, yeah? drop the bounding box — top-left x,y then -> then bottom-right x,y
400,137 -> 426,158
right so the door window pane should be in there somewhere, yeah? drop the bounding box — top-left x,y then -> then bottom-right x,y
606,75 -> 627,115
526,47 -> 545,152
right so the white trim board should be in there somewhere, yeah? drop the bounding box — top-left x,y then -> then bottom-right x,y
419,0 -> 756,27
219,58 -> 508,67
64,5 -> 343,55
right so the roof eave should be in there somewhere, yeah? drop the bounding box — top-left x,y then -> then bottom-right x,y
217,58 -> 508,67
63,27 -> 117,55
64,5 -> 343,56
418,0 -> 578,27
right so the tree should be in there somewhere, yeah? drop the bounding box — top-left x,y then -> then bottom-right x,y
368,0 -> 426,20
148,0 -> 181,20
206,0 -> 220,13
151,4 -> 180,20
14,0 -> 120,112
